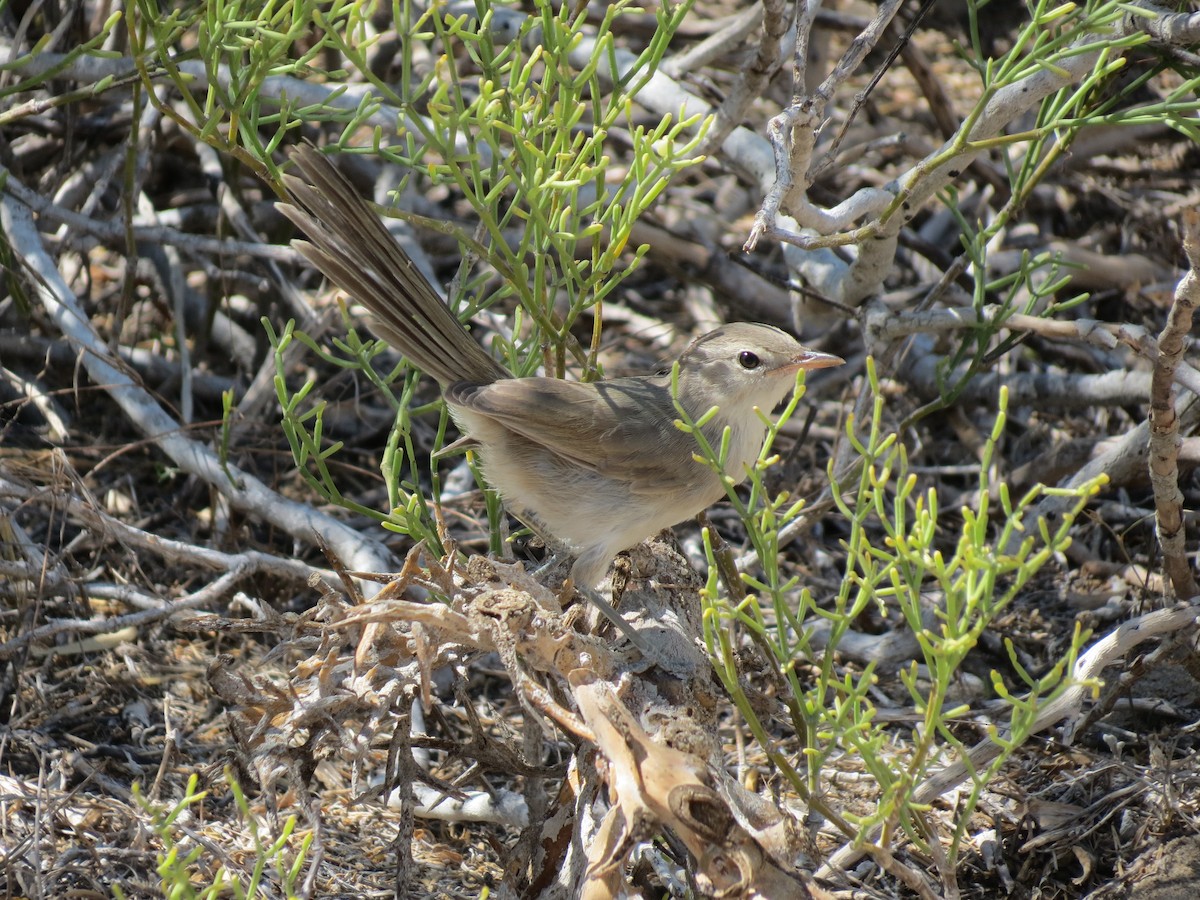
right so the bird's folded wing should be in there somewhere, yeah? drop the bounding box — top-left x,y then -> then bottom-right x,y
444,376 -> 715,497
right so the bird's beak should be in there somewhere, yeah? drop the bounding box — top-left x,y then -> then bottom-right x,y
789,348 -> 845,371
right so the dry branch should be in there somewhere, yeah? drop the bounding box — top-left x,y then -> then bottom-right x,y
1149,209 -> 1200,600
1,190 -> 393,575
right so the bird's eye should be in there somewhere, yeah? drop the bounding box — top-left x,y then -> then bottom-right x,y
738,350 -> 761,370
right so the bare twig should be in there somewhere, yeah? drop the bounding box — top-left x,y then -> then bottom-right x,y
662,5 -> 763,76
1148,208 -> 1200,600
748,2 -> 1190,308
1,191 -> 394,576
0,474 -> 324,584
1,162 -> 297,263
0,566 -> 245,661
697,0 -> 791,156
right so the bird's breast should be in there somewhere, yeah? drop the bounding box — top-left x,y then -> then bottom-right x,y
704,412 -> 770,484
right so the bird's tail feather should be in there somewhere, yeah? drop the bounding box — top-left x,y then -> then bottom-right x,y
279,144 -> 508,387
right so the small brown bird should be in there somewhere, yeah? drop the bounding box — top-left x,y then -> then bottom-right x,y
280,145 -> 843,593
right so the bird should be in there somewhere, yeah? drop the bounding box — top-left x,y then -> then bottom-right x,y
279,144 -> 843,616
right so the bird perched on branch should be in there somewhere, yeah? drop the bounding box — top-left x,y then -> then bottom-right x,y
279,144 -> 842,642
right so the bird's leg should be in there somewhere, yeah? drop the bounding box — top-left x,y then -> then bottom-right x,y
563,577 -> 659,663
533,542 -> 660,665
531,552 -> 568,582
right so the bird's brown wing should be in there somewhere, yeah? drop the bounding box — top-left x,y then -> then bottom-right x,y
445,375 -> 716,497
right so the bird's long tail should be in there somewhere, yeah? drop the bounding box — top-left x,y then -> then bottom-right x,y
278,144 -> 508,387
